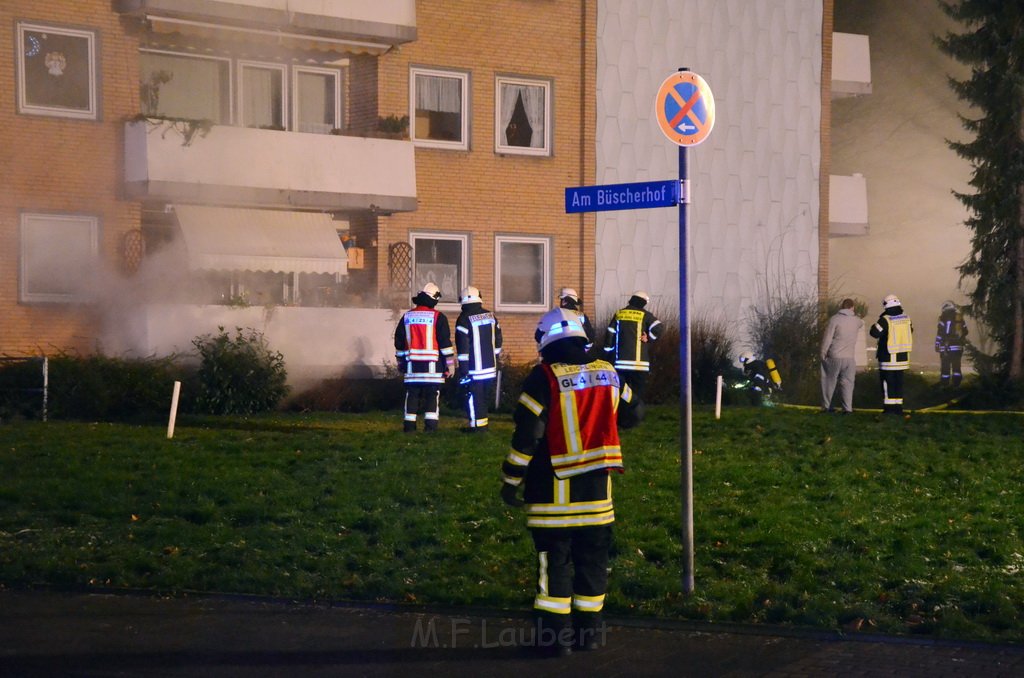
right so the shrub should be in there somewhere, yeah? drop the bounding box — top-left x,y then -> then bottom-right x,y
0,353 -> 185,421
191,327 -> 289,415
746,291 -> 822,404
595,307 -> 741,405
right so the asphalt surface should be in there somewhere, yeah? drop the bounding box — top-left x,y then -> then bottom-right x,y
2,590 -> 1024,677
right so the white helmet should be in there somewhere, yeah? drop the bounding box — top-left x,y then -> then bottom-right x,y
537,308 -> 589,350
460,286 -> 482,304
738,352 -> 754,364
421,282 -> 442,300
558,288 -> 580,303
941,300 -> 956,312
633,290 -> 651,303
883,294 -> 901,309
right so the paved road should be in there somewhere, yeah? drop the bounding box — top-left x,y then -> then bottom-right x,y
2,590 -> 1023,677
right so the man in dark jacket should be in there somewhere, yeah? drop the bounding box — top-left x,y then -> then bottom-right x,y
869,294 -> 913,415
502,308 -> 638,656
455,286 -> 502,432
394,282 -> 454,432
603,290 -> 663,414
935,300 -> 968,388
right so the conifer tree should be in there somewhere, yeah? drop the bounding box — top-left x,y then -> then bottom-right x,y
937,0 -> 1024,380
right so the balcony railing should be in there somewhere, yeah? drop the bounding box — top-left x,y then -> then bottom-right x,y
124,120 -> 417,214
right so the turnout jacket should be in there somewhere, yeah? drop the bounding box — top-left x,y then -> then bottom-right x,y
502,357 -> 633,529
394,305 -> 454,384
870,307 -> 913,370
455,302 -> 503,381
935,309 -> 967,353
603,305 -> 663,372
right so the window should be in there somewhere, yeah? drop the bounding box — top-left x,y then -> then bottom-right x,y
293,66 -> 342,134
495,76 -> 551,156
16,22 -> 98,120
410,233 -> 467,305
239,62 -> 287,129
20,213 -> 99,303
410,67 -> 469,150
140,51 -> 231,123
495,236 -> 550,311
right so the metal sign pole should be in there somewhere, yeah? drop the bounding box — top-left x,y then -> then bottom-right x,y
679,132 -> 695,595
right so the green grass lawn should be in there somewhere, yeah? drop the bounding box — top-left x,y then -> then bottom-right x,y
1,406 -> 1023,643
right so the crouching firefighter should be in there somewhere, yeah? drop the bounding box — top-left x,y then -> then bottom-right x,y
500,308 -> 639,657
738,352 -> 783,406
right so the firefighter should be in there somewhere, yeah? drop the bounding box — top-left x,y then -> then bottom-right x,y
738,352 -> 783,406
935,300 -> 968,388
535,288 -> 596,350
602,290 -> 663,412
501,307 -> 638,656
454,286 -> 502,432
393,282 -> 454,432
869,294 -> 913,414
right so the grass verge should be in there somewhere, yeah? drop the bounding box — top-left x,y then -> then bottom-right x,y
1,407 -> 1023,642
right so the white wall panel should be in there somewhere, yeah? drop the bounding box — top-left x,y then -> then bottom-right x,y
596,0 -> 822,347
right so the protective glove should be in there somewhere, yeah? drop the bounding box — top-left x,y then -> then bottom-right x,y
500,483 -> 524,507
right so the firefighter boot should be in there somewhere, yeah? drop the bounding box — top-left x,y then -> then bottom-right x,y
574,611 -> 605,651
533,613 -> 573,658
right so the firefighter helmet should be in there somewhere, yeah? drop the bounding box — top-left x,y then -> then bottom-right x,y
460,286 -> 481,304
421,282 -> 442,300
941,300 -> 956,313
633,290 -> 651,303
559,288 -> 580,303
883,294 -> 901,309
537,308 -> 589,350
738,352 -> 754,364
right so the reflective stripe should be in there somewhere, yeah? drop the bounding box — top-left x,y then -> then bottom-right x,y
572,594 -> 605,612
502,474 -> 523,486
519,393 -> 544,416
534,595 -> 572,614
528,498 -> 614,515
505,449 -> 532,467
615,360 -> 650,371
527,510 -> 615,529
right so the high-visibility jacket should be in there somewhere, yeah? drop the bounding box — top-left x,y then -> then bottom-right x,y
603,305 -> 663,372
394,306 -> 454,384
502,358 -> 632,529
870,312 -> 912,371
455,303 -> 502,381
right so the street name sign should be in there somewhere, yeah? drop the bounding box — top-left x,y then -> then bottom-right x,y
564,179 -> 679,214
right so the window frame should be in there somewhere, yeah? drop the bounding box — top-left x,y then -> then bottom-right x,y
494,234 -> 551,312
409,231 -> 469,310
138,48 -> 233,124
19,212 -> 99,304
237,60 -> 288,129
494,75 -> 552,157
292,64 -> 343,134
409,66 -> 470,151
16,21 -> 99,120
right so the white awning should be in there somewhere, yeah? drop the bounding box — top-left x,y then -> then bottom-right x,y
174,205 -> 348,274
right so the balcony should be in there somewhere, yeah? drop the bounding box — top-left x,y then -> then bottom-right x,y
124,120 -> 417,214
115,0 -> 416,51
832,32 -> 872,98
829,174 -> 868,237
